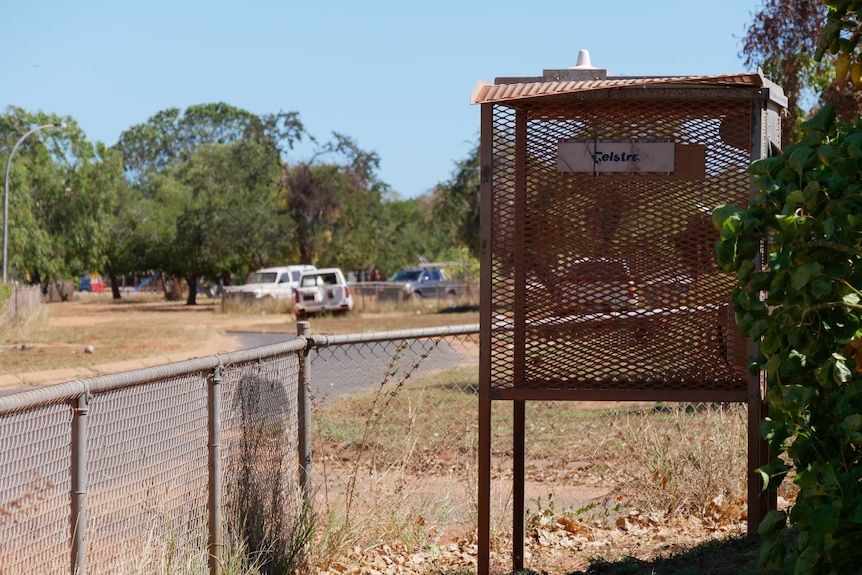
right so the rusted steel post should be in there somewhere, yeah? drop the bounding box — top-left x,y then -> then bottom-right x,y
513,400 -> 526,573
746,97 -> 779,536
478,100 -> 494,575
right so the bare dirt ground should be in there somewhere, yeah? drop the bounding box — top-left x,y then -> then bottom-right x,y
0,292 -> 292,392
2,291 -> 471,392
1,293 -> 758,574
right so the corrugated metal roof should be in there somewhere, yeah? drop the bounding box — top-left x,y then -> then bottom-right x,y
470,72 -> 777,106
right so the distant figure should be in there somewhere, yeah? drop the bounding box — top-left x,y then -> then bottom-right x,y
371,268 -> 381,282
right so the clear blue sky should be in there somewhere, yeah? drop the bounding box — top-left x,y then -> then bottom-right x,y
2,0 -> 762,198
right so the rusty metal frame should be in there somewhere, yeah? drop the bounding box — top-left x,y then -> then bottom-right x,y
477,77 -> 785,574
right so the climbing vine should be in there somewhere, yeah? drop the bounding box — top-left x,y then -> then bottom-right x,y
713,3 -> 862,572
715,103 -> 862,573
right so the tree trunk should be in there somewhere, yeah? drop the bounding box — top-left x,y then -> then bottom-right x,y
186,272 -> 198,305
38,273 -> 49,298
107,268 -> 122,300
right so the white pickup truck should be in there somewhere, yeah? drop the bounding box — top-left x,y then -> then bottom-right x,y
223,265 -> 316,300
294,267 -> 354,316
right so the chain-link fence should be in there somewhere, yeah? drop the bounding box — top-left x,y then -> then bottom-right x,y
0,340 -> 305,575
304,326 -> 751,574
1,284 -> 41,322
349,280 -> 480,313
0,322 -> 753,574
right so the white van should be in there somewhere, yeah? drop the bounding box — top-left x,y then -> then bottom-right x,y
294,268 -> 354,316
223,265 -> 316,300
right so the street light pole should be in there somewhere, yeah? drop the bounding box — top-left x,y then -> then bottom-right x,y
3,122 -> 66,283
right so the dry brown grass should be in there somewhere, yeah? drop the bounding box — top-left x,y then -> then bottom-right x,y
1,293 -> 233,376
0,291 -> 769,574
310,383 -> 758,574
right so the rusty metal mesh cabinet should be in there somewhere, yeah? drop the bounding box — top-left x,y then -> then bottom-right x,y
476,71 -> 785,402
473,66 -> 786,573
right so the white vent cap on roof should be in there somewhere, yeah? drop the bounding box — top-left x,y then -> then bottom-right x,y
571,49 -> 597,70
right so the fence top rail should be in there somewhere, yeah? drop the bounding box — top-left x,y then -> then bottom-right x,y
310,323 -> 480,348
0,324 -> 482,414
0,338 -> 307,415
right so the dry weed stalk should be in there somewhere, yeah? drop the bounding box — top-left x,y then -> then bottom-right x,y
343,339 -> 435,521
309,339 -> 454,570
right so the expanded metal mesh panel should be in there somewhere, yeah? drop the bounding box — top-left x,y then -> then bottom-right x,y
0,403 -> 72,574
489,98 -> 751,392
87,373 -> 210,573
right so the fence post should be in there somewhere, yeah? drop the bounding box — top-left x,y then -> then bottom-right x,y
70,391 -> 88,575
297,321 -> 312,502
207,363 -> 223,575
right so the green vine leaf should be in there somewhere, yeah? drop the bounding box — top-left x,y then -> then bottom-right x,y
716,97 -> 862,571
792,262 -> 823,289
788,147 -> 816,174
817,144 -> 844,168
800,103 -> 836,133
810,276 -> 833,297
845,131 -> 862,159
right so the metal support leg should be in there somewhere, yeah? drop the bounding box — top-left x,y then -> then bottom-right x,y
513,400 -> 526,573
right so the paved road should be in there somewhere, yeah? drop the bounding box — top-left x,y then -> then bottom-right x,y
230,331 -> 294,349
0,330 -> 473,401
231,331 -> 473,404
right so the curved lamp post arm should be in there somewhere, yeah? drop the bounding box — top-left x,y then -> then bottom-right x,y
2,122 -> 66,283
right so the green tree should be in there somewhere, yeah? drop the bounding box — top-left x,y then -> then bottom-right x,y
116,103 -> 303,183
741,0 -> 862,143
372,195 -> 452,278
1,107 -> 122,287
101,182 -> 167,299
42,131 -> 126,282
146,139 -> 285,305
431,141 -> 481,259
278,133 -> 388,269
319,178 -> 383,273
113,103 -> 297,302
741,0 -> 831,145
280,161 -> 342,265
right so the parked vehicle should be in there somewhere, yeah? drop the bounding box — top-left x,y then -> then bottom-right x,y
548,257 -> 638,314
545,257 -> 696,315
294,267 -> 354,316
639,273 -> 695,309
223,265 -> 316,300
389,267 -> 463,299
